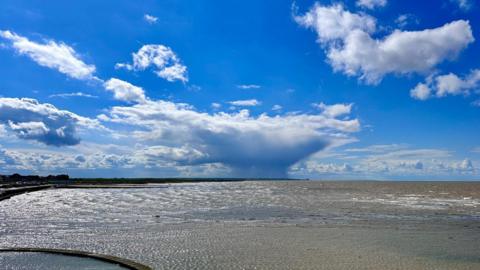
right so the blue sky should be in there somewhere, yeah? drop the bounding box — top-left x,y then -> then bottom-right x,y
0,0 -> 479,179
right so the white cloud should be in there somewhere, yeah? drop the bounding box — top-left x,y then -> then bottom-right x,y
156,63 -> 187,82
313,102 -> 352,118
436,70 -> 480,97
0,30 -> 96,80
0,98 -> 101,146
457,158 -> 474,172
295,3 -> 376,43
410,69 -> 480,100
49,92 -> 98,99
8,121 -> 49,139
292,161 -> 354,175
0,125 -> 8,138
293,144 -> 478,179
104,78 -> 147,103
98,99 -> 360,177
410,83 -> 432,100
144,14 -> 158,24
395,14 -> 418,28
211,102 -> 222,109
237,84 -> 261,89
115,44 -> 188,82
356,0 -> 387,9
354,146 -> 477,176
228,99 -> 262,106
345,144 -> 406,153
0,144 -> 232,177
295,3 -> 474,84
472,100 -> 480,107
135,145 -> 207,166
329,21 -> 473,84
272,105 -> 282,111
452,0 -> 472,11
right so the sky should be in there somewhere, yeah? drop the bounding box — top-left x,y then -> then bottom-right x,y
0,0 -> 479,180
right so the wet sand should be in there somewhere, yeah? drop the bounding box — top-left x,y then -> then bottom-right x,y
0,181 -> 479,269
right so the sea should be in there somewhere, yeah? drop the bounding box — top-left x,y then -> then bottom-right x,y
1,181 -> 479,269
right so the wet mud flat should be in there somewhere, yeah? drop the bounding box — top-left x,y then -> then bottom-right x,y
1,181 -> 479,269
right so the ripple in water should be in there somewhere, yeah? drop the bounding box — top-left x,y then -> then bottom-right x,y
1,181 -> 480,269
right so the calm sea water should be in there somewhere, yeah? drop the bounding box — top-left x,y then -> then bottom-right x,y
0,252 -> 129,270
1,181 -> 479,269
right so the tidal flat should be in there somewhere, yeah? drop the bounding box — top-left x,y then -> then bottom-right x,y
1,181 -> 479,269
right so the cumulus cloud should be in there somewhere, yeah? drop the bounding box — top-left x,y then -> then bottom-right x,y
348,145 -> 476,176
410,69 -> 480,100
0,30 -> 96,80
98,99 -> 360,177
0,98 -> 100,146
295,3 -> 376,43
228,99 -> 261,107
457,158 -> 474,172
356,0 -> 387,9
410,83 -> 432,100
144,14 -> 158,24
104,78 -> 147,103
134,145 -> 207,166
115,44 -> 188,82
295,3 -> 474,84
313,102 -> 352,117
294,144 -> 478,179
0,144 -> 232,177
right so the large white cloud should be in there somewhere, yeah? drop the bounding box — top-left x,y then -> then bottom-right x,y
295,3 -> 474,84
104,78 -> 147,103
115,44 -> 188,82
0,30 -> 96,80
410,69 -> 480,100
99,100 -> 360,177
295,3 -> 376,43
0,98 -> 100,146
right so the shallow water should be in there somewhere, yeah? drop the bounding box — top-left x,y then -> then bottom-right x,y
0,252 -> 129,270
1,181 -> 479,269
